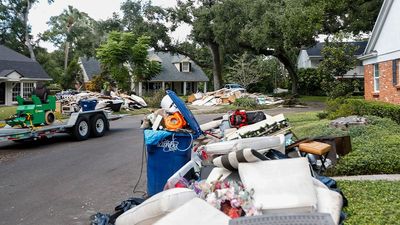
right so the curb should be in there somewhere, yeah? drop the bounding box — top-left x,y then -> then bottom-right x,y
333,174 -> 400,181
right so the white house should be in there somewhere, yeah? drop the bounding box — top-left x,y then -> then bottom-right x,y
297,41 -> 367,79
359,0 -> 400,104
0,45 -> 52,105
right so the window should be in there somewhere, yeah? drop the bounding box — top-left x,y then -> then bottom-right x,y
374,64 -> 379,92
181,62 -> 190,72
23,83 -> 35,99
12,83 -> 21,102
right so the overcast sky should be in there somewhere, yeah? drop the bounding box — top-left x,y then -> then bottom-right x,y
29,0 -> 191,51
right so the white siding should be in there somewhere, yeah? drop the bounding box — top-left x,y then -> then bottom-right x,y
297,50 -> 312,68
364,0 -> 400,65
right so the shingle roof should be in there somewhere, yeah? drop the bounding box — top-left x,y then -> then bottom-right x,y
81,51 -> 209,82
306,41 -> 368,57
149,51 -> 209,82
0,45 -> 51,79
80,57 -> 102,80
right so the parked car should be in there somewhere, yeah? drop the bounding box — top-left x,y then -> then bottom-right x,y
224,83 -> 246,93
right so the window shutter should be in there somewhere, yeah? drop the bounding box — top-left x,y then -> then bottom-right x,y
179,63 -> 182,72
189,62 -> 192,72
393,60 -> 398,85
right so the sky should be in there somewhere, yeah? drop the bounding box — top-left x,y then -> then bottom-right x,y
29,0 -> 191,51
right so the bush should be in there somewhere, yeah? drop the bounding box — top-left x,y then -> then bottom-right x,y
325,98 -> 400,124
143,89 -> 165,108
338,181 -> 400,225
298,68 -> 325,96
289,112 -> 400,175
233,97 -> 258,108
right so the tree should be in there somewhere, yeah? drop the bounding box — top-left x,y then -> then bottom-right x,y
0,0 -> 54,59
96,32 -> 161,92
168,0 -> 225,90
227,53 -> 264,89
121,0 -> 171,49
42,6 -> 98,72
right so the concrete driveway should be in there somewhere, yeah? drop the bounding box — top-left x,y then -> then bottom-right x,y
0,105 -> 323,225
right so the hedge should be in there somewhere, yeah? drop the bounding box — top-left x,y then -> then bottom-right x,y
324,98 -> 400,124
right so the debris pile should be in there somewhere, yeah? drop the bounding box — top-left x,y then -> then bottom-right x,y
91,90 -> 349,225
188,89 -> 284,106
56,91 -> 147,114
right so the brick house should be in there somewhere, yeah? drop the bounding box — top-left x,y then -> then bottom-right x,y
359,0 -> 400,103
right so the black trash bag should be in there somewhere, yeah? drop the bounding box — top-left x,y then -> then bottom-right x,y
90,213 -> 111,225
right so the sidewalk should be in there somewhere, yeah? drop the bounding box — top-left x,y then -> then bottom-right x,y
333,174 -> 400,181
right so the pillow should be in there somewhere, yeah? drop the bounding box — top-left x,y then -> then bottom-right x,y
154,198 -> 230,225
212,148 -> 268,171
115,188 -> 197,225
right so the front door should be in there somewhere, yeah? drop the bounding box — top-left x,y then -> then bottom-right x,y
0,82 -> 5,105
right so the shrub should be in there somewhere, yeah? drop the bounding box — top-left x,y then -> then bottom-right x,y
233,97 -> 258,108
298,68 -> 325,96
289,113 -> 400,175
143,89 -> 165,108
324,98 -> 400,124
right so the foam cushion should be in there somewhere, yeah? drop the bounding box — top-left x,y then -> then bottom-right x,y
239,158 -> 317,214
154,198 -> 230,225
115,188 -> 197,225
299,141 -> 331,155
315,187 -> 343,225
212,148 -> 268,170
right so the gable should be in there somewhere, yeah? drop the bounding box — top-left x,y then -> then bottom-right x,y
362,0 -> 400,64
6,71 -> 23,80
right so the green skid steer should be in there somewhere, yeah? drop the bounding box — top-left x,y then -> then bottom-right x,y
6,95 -> 56,128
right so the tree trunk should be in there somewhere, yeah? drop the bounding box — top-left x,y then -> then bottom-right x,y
275,52 -> 299,95
64,41 -> 70,72
208,42 -> 223,90
24,0 -> 35,61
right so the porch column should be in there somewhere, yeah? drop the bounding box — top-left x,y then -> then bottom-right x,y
162,81 -> 165,90
20,82 -> 24,98
138,82 -> 143,96
183,81 -> 187,96
204,82 -> 207,93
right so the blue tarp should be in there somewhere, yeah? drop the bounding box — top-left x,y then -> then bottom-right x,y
143,129 -> 173,145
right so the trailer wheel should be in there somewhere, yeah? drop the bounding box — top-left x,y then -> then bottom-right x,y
72,117 -> 90,141
45,111 -> 55,125
90,114 -> 107,137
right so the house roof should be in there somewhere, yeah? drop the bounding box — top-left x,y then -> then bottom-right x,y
306,41 -> 368,57
79,57 -> 102,80
149,51 -> 209,82
0,45 -> 51,80
363,0 -> 394,55
80,51 -> 209,82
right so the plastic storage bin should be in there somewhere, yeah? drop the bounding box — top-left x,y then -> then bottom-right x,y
80,100 -> 97,111
145,90 -> 202,196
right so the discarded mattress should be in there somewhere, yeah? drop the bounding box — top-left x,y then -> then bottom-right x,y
238,158 -> 317,214
154,198 -> 230,225
203,135 -> 285,155
115,188 -> 197,225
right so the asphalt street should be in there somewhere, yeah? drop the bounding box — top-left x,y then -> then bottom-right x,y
0,106 -> 322,225
0,114 -> 221,225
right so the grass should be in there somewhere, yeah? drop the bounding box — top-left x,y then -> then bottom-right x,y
0,106 -> 17,121
287,112 -> 400,175
299,95 -> 328,102
338,180 -> 400,225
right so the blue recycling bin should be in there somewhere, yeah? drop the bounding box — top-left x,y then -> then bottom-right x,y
80,99 -> 97,111
145,91 -> 202,196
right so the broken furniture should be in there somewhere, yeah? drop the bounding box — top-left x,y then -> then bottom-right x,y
299,141 -> 332,172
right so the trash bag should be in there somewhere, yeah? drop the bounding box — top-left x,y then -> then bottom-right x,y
264,149 -> 289,160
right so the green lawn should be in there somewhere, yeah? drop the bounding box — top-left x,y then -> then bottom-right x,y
339,181 -> 400,225
299,95 -> 328,102
0,106 -> 17,121
287,112 -> 400,175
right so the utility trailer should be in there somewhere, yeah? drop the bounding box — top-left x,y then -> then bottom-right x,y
0,110 -> 124,143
